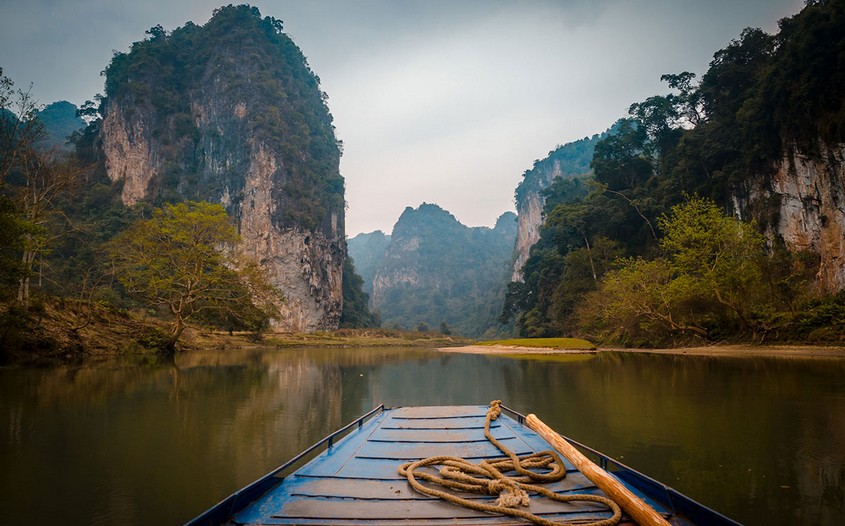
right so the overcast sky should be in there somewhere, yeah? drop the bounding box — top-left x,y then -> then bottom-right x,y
0,0 -> 805,236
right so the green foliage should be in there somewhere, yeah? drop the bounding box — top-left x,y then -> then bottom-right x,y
793,292 -> 845,342
509,2 -> 845,343
107,201 -> 278,350
339,257 -> 379,328
373,205 -> 516,338
578,198 -> 772,345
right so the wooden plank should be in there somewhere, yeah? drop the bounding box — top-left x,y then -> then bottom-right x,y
370,426 -> 515,443
354,436 -> 531,460
273,491 -> 614,520
286,472 -> 598,500
382,417 -> 496,430
390,406 -> 488,419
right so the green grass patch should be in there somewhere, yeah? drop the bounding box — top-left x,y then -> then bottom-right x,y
476,337 -> 596,350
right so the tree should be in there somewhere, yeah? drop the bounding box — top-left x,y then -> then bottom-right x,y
1,67 -> 43,183
108,201 -> 279,351
576,257 -> 707,345
13,151 -> 85,305
658,196 -> 766,331
2,68 -> 86,306
577,196 -> 768,344
339,256 -> 379,328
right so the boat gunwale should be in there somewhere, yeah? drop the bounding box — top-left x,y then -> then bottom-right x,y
184,404 -> 386,526
499,405 -> 743,526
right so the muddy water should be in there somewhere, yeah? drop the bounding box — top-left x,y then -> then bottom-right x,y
1,347 -> 843,525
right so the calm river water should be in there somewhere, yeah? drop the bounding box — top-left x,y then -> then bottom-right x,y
1,347 -> 844,525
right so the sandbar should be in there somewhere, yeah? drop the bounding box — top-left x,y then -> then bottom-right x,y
439,343 -> 845,358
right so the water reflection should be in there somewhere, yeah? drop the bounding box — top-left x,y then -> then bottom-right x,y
1,348 -> 843,525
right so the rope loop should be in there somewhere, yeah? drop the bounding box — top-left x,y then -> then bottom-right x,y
398,400 -> 622,526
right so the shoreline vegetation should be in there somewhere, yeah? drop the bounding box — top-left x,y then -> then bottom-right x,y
3,301 -> 845,365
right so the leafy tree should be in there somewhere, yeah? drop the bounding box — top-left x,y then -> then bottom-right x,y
576,257 -> 701,345
1,69 -> 86,306
591,118 -> 652,191
108,201 -> 278,351
577,197 -> 766,344
1,67 -> 43,183
339,256 -> 379,328
658,196 -> 766,331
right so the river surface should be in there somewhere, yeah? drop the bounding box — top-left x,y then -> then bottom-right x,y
1,346 -> 844,525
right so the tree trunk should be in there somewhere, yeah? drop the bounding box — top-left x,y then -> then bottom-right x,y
165,319 -> 185,354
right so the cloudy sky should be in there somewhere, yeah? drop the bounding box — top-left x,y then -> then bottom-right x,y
0,0 -> 804,236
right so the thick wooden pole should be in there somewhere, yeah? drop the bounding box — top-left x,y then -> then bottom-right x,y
526,413 -> 671,526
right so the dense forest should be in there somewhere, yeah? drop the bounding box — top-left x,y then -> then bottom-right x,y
503,0 -> 845,345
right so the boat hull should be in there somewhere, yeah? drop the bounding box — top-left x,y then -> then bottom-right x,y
186,405 -> 741,526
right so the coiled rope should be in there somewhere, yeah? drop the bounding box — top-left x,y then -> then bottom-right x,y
398,400 -> 622,526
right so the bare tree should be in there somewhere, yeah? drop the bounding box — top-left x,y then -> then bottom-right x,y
1,68 -> 84,306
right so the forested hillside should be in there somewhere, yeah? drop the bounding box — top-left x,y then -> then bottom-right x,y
36,101 -> 84,151
370,204 -> 516,338
504,0 -> 845,345
347,230 -> 391,295
511,132 -> 607,281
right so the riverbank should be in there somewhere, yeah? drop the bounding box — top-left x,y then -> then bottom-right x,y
439,342 -> 845,358
184,327 -> 470,351
0,297 -> 472,365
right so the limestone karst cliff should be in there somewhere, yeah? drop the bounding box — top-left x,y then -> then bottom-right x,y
511,133 -> 603,281
100,5 -> 345,331
742,144 -> 845,292
370,204 -> 516,337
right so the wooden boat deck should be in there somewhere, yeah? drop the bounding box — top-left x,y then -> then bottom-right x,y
226,405 -> 681,525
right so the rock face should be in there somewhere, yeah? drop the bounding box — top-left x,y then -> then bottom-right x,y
743,144 -> 845,292
100,5 -> 345,331
347,230 -> 391,295
370,204 -> 516,337
511,134 -> 603,281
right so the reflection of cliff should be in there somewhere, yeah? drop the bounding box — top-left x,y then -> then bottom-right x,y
4,349 -> 843,525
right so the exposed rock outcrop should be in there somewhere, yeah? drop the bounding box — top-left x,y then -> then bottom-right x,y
512,158 -> 564,282
511,134 -> 603,281
744,144 -> 845,292
100,5 -> 345,331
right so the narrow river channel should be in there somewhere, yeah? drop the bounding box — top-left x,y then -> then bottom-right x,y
1,347 -> 843,525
